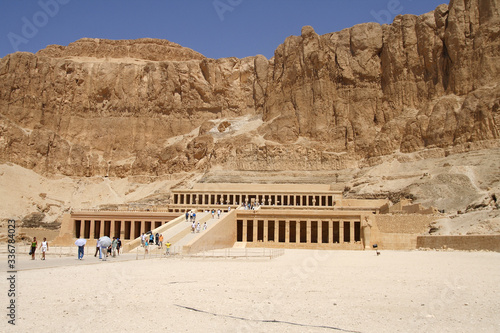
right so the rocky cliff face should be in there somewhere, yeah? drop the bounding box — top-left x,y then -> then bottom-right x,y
0,0 -> 499,177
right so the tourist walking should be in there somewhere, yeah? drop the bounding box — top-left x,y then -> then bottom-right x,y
77,243 -> 85,260
116,238 -> 121,255
185,211 -> 189,222
196,222 -> 201,233
149,233 -> 154,245
100,243 -> 108,261
217,209 -> 221,219
192,212 -> 196,222
144,240 -> 149,255
155,233 -> 159,245
159,234 -> 163,248
30,237 -> 37,260
191,221 -> 196,233
203,222 -> 207,231
94,239 -> 102,258
211,209 -> 215,219
141,233 -> 146,247
165,241 -> 171,255
39,237 -> 48,260
112,237 -> 118,257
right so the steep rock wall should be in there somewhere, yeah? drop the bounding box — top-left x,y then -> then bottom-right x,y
0,0 -> 499,177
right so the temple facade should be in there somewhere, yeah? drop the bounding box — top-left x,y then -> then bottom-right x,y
56,183 -> 435,251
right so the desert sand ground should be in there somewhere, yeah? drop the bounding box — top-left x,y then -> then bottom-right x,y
1,248 -> 499,333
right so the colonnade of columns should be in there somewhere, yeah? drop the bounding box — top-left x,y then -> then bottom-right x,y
74,219 -> 168,240
173,192 -> 337,207
237,219 -> 361,244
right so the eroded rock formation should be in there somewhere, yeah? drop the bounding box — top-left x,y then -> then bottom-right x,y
0,0 -> 499,177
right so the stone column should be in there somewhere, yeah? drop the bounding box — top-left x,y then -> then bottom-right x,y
274,220 -> 279,242
242,220 -> 247,242
328,220 -> 333,243
339,220 -> 344,243
99,221 -> 105,238
130,221 -> 136,240
140,221 -> 146,237
120,221 -> 125,240
110,220 -> 115,238
253,220 -> 258,243
264,220 -> 268,242
318,220 -> 323,244
285,220 -> 290,243
306,220 -> 311,244
296,221 -> 300,243
350,221 -> 355,244
89,220 -> 95,239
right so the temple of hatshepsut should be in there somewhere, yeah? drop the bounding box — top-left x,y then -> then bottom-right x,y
54,183 -> 444,253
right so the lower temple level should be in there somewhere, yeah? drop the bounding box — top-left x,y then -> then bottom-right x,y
235,211 -> 364,249
68,211 -> 179,241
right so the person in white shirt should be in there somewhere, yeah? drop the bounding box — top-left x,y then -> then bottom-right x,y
39,238 -> 48,260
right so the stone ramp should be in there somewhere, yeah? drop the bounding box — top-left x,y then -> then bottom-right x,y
169,212 -> 226,248
182,210 -> 237,254
124,213 -> 186,252
126,212 -> 213,253
160,215 -> 199,244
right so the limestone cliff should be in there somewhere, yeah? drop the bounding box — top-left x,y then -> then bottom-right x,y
0,0 -> 499,177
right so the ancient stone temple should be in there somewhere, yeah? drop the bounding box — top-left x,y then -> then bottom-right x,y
55,183 -> 438,252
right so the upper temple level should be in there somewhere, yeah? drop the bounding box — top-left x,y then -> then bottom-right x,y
170,183 -> 388,213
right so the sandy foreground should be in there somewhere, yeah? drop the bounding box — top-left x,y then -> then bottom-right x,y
1,249 -> 499,333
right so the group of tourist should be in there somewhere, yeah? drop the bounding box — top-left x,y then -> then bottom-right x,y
28,230 -> 176,262
209,209 -> 223,219
191,221 -> 208,233
242,202 -> 260,210
29,237 -> 49,260
140,232 -> 164,247
140,232 -> 172,255
185,210 -> 197,222
93,237 -> 122,261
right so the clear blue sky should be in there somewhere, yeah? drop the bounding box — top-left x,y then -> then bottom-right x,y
0,0 -> 446,59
